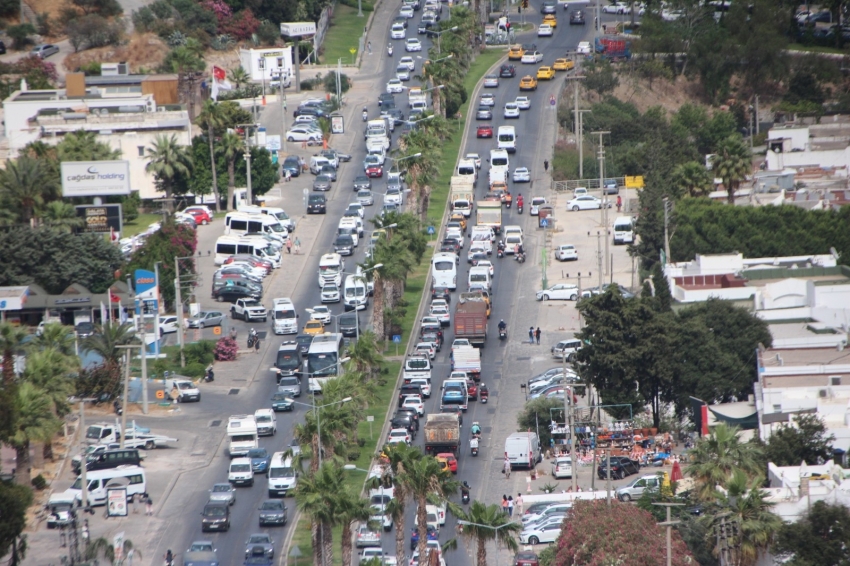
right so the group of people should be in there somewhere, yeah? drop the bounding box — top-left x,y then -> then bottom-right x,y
528,326 -> 542,344
500,494 -> 522,516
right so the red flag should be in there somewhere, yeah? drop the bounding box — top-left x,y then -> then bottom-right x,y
213,66 -> 226,81
109,290 -> 121,303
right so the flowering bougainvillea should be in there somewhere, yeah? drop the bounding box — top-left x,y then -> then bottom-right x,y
200,0 -> 232,24
220,9 -> 260,40
214,336 -> 238,361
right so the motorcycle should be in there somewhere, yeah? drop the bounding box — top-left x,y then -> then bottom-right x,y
247,329 -> 258,349
499,327 -> 507,340
362,108 -> 368,122
515,252 -> 525,264
113,400 -> 122,416
461,481 -> 471,503
470,438 -> 479,457
497,249 -> 504,259
479,385 -> 489,404
387,44 -> 393,56
517,203 -> 523,214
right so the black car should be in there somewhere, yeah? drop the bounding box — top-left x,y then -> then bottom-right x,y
295,334 -> 314,354
499,64 -> 516,78
387,108 -> 405,125
201,502 -> 231,532
295,106 -> 326,118
307,194 -> 326,214
399,384 -> 423,403
597,456 -> 640,480
213,285 -> 261,303
333,235 -> 355,256
431,285 -> 451,303
521,43 -> 537,52
570,10 -> 585,24
395,407 -> 420,429
379,93 -> 396,107
540,0 -> 556,13
259,499 -> 287,526
391,413 -> 417,436
338,312 -> 359,336
441,238 -> 460,252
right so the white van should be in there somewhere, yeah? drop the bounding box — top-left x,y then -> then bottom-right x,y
613,216 -> 635,245
504,432 -> 542,469
489,148 -> 509,168
457,159 -> 477,184
214,236 -> 280,267
268,453 -> 298,497
318,253 -> 344,287
272,298 -> 299,335
503,225 -> 523,239
65,465 -> 146,506
497,126 -> 517,153
344,274 -> 369,311
468,266 -> 491,291
226,415 -> 258,457
237,205 -> 296,233
431,252 -> 458,290
224,212 -> 289,241
238,238 -> 281,267
228,457 -> 254,486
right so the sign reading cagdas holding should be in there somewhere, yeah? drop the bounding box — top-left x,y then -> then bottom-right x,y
61,161 -> 131,197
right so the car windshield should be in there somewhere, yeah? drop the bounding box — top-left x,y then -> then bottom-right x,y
248,449 -> 268,458
204,506 -> 226,516
261,501 -> 282,510
212,485 -> 231,492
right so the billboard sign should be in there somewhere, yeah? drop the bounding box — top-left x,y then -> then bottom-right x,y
61,161 -> 131,197
134,269 -> 157,300
107,489 -> 128,517
75,204 -> 123,234
280,22 -> 317,36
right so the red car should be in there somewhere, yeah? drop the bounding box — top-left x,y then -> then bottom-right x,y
466,379 -> 478,400
436,452 -> 458,474
186,209 -> 211,225
476,124 -> 493,138
366,165 -> 384,178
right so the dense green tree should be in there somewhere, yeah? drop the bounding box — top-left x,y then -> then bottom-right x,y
517,397 -> 568,450
217,132 -> 244,211
39,201 -> 84,233
0,155 -> 59,225
763,414 -> 835,467
0,227 -> 124,294
11,381 -> 61,485
671,161 -> 712,198
378,443 -> 421,565
5,24 -> 36,50
125,219 -> 197,309
57,130 -> 122,162
725,0 -> 788,96
583,59 -> 619,98
295,462 -> 347,566
774,501 -> 850,566
0,482 -> 33,565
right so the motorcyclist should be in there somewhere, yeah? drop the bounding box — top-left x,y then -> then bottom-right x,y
470,422 -> 482,436
517,194 -> 524,209
362,107 -> 368,121
387,43 -> 393,56
479,383 -> 489,398
461,481 -> 470,496
498,319 -> 507,332
165,550 -> 174,566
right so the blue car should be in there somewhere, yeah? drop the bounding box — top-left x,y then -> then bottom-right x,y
410,525 -> 439,550
271,393 -> 294,412
282,156 -> 301,177
248,448 -> 270,474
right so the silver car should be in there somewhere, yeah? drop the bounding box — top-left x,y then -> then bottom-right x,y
31,44 -> 60,58
208,483 -> 236,505
186,311 -> 225,328
313,175 -> 332,191
357,189 -> 375,206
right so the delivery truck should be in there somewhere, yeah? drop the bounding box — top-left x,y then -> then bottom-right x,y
454,301 -> 488,346
423,413 -> 461,455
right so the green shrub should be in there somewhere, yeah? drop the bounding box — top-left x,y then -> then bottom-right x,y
31,474 -> 47,490
182,362 -> 206,378
185,340 -> 215,365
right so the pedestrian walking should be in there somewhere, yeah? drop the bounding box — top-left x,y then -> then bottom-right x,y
535,327 -> 541,345
144,494 -> 153,515
501,495 -> 509,514
169,385 -> 179,404
507,496 -> 514,517
543,160 -> 549,172
132,493 -> 138,514
504,457 -> 512,478
229,327 -> 237,340
254,336 -> 261,354
367,41 -> 372,54
616,195 -> 622,212
284,168 -> 291,182
294,237 -> 302,254
528,326 -> 534,344
515,493 -> 523,515
286,239 -> 292,254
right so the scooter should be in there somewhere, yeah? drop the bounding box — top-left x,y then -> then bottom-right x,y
480,385 -> 489,404
517,203 -> 523,214
461,481 -> 471,503
499,327 -> 507,340
387,44 -> 393,57
113,400 -> 123,416
497,248 -> 504,259
247,329 -> 258,349
470,438 -> 479,457
515,252 -> 526,264
204,367 -> 215,383
362,108 -> 368,122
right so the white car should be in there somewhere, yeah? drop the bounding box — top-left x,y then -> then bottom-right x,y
530,196 -> 547,215
285,127 -> 322,144
384,186 -> 404,205
414,342 -> 437,359
479,93 -> 496,107
536,283 -> 579,301
399,56 -> 416,71
396,66 -> 411,81
402,395 -> 425,415
387,78 -> 405,94
306,306 -> 331,325
294,115 -> 318,125
515,96 -> 531,110
347,202 -> 365,218
577,41 -> 592,54
400,5 -> 415,17
504,102 -> 520,119
445,228 -> 464,246
408,377 -> 432,397
567,195 -> 609,211
466,153 -> 482,169
602,1 -> 630,13
405,38 -> 422,52
521,50 -> 543,64
159,316 -> 181,336
552,456 -> 573,479
513,167 -> 531,183
429,304 -> 451,326
321,283 -> 341,303
388,428 -> 412,445
391,23 -> 406,39
473,259 -> 494,276
519,522 -> 564,545
537,23 -> 553,36
554,244 -> 578,261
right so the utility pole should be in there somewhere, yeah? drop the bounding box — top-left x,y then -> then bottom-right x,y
594,231 -> 603,290
116,349 -> 132,448
593,131 -> 611,276
662,197 -> 671,264
565,74 -> 586,179
236,123 -> 257,205
606,449 -> 612,506
174,256 -> 185,368
281,77 -> 288,154
564,351 -> 577,493
654,503 -> 684,566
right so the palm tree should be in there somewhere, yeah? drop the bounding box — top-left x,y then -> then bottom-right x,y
85,536 -> 141,564
672,161 -> 712,198
81,321 -> 137,367
401,455 -> 457,566
700,469 -> 783,566
0,322 -> 27,446
39,201 -> 84,232
12,382 -> 61,485
337,492 -> 374,566
22,348 -> 77,417
196,100 -> 227,212
218,132 -> 244,211
295,462 -> 347,566
346,330 -> 384,379
30,322 -> 76,357
710,135 -> 750,204
379,443 -> 422,565
145,134 -> 192,209
0,155 -> 58,225
229,66 -> 250,90
687,423 -> 764,502
56,130 -> 121,162
455,501 -> 521,566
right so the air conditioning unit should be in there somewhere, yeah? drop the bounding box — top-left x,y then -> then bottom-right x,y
830,376 -> 841,386
818,389 -> 828,398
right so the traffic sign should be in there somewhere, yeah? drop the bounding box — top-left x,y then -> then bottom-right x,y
549,95 -> 556,106
392,335 -> 402,343
427,225 -> 436,235
541,218 -> 549,227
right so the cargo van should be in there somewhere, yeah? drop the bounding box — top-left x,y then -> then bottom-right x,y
497,126 -> 517,153
237,205 -> 296,232
268,453 -> 298,497
65,465 -> 146,506
226,415 -> 258,457
504,432 -> 541,469
343,274 -> 369,311
467,266 -> 491,292
224,212 -> 288,241
613,216 -> 635,245
272,298 -> 299,335
489,149 -> 509,168
457,159 -> 477,183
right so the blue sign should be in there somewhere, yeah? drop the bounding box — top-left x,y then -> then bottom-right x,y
427,226 -> 435,235
541,218 -> 549,228
134,269 -> 157,297
392,335 -> 402,343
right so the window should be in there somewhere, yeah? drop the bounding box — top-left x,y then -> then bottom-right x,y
137,146 -> 145,157
434,261 -> 453,271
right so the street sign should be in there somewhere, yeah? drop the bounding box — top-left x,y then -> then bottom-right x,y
427,225 -> 436,235
549,95 -> 556,106
392,335 -> 402,343
541,218 -> 549,228
265,135 -> 281,151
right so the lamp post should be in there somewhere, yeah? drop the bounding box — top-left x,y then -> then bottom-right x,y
432,26 -> 459,54
235,123 -> 261,205
455,520 -> 514,566
420,54 -> 453,65
284,390 -> 352,466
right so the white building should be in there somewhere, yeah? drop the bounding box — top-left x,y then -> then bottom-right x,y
2,87 -> 191,201
238,47 -> 294,87
765,123 -> 850,176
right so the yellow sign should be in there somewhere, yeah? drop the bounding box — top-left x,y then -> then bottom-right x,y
350,48 -> 357,55
213,327 -> 222,335
625,175 -> 645,189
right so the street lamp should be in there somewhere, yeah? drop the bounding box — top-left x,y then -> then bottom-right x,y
284,392 -> 352,466
455,520 -> 515,566
432,26 -> 459,54
418,54 -> 454,64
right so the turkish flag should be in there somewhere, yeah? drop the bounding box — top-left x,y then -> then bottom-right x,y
109,290 -> 121,303
213,66 -> 226,81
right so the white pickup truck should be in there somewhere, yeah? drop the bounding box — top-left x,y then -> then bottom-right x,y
85,422 -> 178,450
230,298 -> 267,322
403,356 -> 432,382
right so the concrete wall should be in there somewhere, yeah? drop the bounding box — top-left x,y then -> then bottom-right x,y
239,47 -> 294,84
768,126 -> 809,150
765,147 -> 850,176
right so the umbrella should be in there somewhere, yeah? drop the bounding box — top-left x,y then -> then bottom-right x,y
670,460 -> 683,482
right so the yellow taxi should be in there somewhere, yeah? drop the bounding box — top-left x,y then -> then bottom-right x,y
537,66 -> 556,80
369,229 -> 387,247
519,75 -> 538,91
450,212 -> 467,231
542,14 -> 557,27
508,44 -> 525,60
303,319 -> 325,335
553,58 -> 575,71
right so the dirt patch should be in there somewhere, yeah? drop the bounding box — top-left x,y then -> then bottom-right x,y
64,32 -> 170,73
24,0 -> 67,30
203,48 -> 242,74
607,70 -> 710,115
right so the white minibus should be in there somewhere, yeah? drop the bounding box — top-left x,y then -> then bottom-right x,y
431,252 -> 458,290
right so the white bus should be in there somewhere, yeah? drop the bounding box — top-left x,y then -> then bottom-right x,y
431,252 -> 458,290
214,236 -> 281,267
613,216 -> 635,245
307,332 -> 344,383
65,465 -> 146,506
237,205 -> 296,232
318,253 -> 344,287
497,126 -> 516,153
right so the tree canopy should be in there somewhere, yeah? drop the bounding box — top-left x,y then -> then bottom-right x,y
125,219 -> 197,309
774,501 -> 850,566
762,414 -> 836,467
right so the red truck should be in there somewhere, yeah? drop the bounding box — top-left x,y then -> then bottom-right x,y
454,301 -> 488,346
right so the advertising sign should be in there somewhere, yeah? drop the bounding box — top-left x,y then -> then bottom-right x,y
134,269 -> 157,300
280,22 -> 317,36
75,204 -> 123,234
107,489 -> 128,517
61,161 -> 131,197
331,115 -> 344,135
